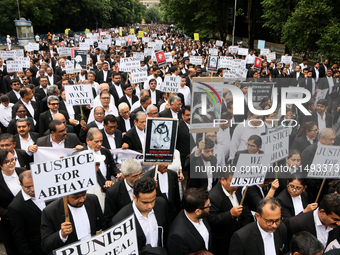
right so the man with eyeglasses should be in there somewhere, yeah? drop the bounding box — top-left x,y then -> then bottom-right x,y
79,106 -> 105,143
12,87 -> 39,123
147,79 -> 163,106
6,79 -> 21,104
118,83 -> 139,109
0,133 -> 32,169
288,193 -> 340,250
111,177 -> 168,253
159,95 -> 183,119
21,75 -> 30,87
146,104 -> 159,118
101,115 -> 122,149
87,90 -> 119,123
117,102 -> 133,134
168,187 -> 212,255
38,95 -> 69,136
104,159 -> 143,225
8,170 -> 47,255
229,197 -> 287,255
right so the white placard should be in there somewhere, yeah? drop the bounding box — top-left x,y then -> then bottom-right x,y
190,56 -> 202,66
24,43 -> 39,52
6,61 -> 22,72
218,56 -> 233,69
0,51 -> 15,60
53,215 -> 138,255
31,152 -> 97,202
144,48 -> 154,57
16,57 -> 30,68
152,33 -> 157,38
237,48 -> 249,56
64,60 -> 74,74
209,48 -> 219,56
13,49 -> 24,58
223,69 -> 238,80
102,39 -> 111,45
281,56 -> 292,64
315,88 -> 329,105
164,52 -> 173,63
116,40 -> 122,46
153,42 -> 162,51
58,47 -> 72,57
216,40 -> 223,47
133,52 -> 145,62
98,42 -> 108,50
307,145 -> 340,178
142,37 -> 150,44
162,76 -> 181,93
263,129 -> 290,163
260,48 -> 270,56
64,84 -> 94,105
231,154 -> 270,186
266,52 -> 276,62
119,57 -> 141,72
130,66 -> 148,83
148,42 -> 155,48
79,42 -> 90,50
228,46 -> 238,54
234,67 -> 248,81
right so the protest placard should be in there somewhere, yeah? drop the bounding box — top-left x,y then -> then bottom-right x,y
144,48 -> 153,56
231,154 -> 269,186
24,43 -> 39,52
0,51 -> 15,60
133,52 -> 145,61
281,56 -> 292,64
13,49 -> 24,57
64,60 -> 74,74
260,48 -> 270,56
79,42 -> 90,50
130,28 -> 135,34
218,56 -> 232,69
209,48 -> 219,56
138,31 -> 144,38
144,118 -> 178,164
16,57 -> 30,68
286,88 -> 304,99
116,40 -> 122,46
130,66 -> 148,83
307,144 -> 340,179
257,40 -> 266,49
33,147 -> 76,163
249,82 -> 273,104
119,57 -> 141,72
153,42 -> 162,51
254,57 -> 262,70
155,51 -> 166,67
315,88 -> 328,105
109,148 -> 143,167
223,69 -> 238,81
194,33 -> 199,41
98,42 -> 108,50
228,46 -> 238,54
6,61 -> 22,72
73,50 -> 87,70
64,84 -> 94,105
216,40 -> 223,47
263,129 -> 290,163
190,56 -> 202,66
266,52 -> 276,62
164,52 -> 173,63
127,38 -> 133,46
162,76 -> 181,93
58,47 -> 72,57
207,56 -> 219,72
142,37 -> 150,44
237,48 -> 249,56
234,67 -> 248,81
53,214 -> 138,255
31,152 -> 97,202
152,33 -> 157,38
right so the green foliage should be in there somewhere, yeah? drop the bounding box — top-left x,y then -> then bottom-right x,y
261,0 -> 296,38
316,22 -> 340,62
282,0 -> 334,53
144,5 -> 162,24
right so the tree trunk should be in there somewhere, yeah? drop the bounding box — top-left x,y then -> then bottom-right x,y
247,0 -> 254,49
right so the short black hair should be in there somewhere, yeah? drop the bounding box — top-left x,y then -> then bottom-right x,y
248,135 -> 262,148
0,149 -> 11,166
256,197 -> 281,216
133,177 -> 156,199
319,193 -> 340,216
290,231 -> 323,255
49,120 -> 63,132
123,83 -> 132,90
183,188 -> 209,213
0,133 -> 14,142
103,114 -> 117,125
317,99 -> 328,107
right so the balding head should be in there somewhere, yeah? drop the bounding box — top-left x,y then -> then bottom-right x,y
53,113 -> 66,125
99,83 -> 109,92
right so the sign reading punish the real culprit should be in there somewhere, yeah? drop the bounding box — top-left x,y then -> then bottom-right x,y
119,57 -> 141,72
53,215 -> 138,255
190,56 -> 202,66
6,61 -> 22,72
64,84 -> 94,105
162,76 -> 181,93
231,154 -> 269,187
31,152 -> 97,202
64,60 -> 74,74
58,47 -> 72,57
130,66 -> 148,83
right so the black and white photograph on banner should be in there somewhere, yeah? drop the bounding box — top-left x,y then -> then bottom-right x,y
207,56 -> 219,72
143,117 -> 178,164
73,49 -> 87,70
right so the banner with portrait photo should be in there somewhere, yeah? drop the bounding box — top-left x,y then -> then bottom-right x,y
207,56 -> 219,72
143,118 -> 178,164
73,50 -> 88,70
